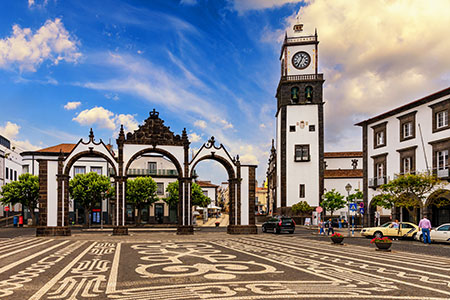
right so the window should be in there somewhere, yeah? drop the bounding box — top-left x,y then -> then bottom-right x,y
299,184 -> 305,198
430,99 -> 450,133
291,87 -> 300,103
148,162 -> 157,174
157,183 -> 164,195
372,122 -> 387,148
437,225 -> 450,231
402,157 -> 412,174
402,122 -> 412,138
305,86 -> 313,102
10,169 -> 13,180
23,165 -> 29,174
203,190 -> 208,197
294,145 -> 310,162
289,125 -> 296,132
437,110 -> 448,129
376,131 -> 384,146
309,125 -> 315,132
437,150 -> 448,170
74,166 -> 86,176
5,167 -> 8,179
90,167 -> 102,175
376,163 -> 384,178
14,170 -> 17,181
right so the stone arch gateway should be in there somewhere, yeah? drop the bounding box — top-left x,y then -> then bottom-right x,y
36,110 -> 257,236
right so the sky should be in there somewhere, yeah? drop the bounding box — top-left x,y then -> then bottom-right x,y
0,0 -> 449,186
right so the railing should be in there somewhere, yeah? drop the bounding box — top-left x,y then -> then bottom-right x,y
286,36 -> 317,43
281,74 -> 323,82
368,177 -> 388,188
437,168 -> 449,178
127,169 -> 178,176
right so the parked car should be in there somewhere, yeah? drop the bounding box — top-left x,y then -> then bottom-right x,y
414,223 -> 450,243
360,222 -> 419,239
262,216 -> 295,234
330,218 -> 348,228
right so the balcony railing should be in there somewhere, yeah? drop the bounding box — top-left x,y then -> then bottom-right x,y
437,168 -> 449,178
368,177 -> 388,188
281,74 -> 323,82
127,169 -> 178,176
286,36 -> 317,44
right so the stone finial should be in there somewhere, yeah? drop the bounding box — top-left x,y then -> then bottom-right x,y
150,108 -> 159,119
89,128 -> 94,142
207,136 -> 216,147
118,124 -> 125,141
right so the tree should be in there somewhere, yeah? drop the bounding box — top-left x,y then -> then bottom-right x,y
291,201 -> 313,215
347,189 -> 363,203
374,172 -> 442,222
164,181 -> 211,208
0,173 -> 39,225
321,189 -> 346,217
126,177 -> 158,225
69,172 -> 113,227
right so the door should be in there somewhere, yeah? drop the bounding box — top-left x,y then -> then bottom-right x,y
155,203 -> 164,224
385,222 -> 399,236
399,223 -> 416,237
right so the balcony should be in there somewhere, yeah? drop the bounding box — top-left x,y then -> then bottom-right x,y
437,168 -> 449,179
285,35 -> 317,44
281,74 -> 324,82
368,177 -> 387,188
127,169 -> 178,176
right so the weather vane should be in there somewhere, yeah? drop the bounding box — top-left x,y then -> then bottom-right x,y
293,15 -> 303,32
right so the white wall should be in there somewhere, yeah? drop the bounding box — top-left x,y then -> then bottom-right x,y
325,157 -> 362,170
240,167 -> 249,226
47,161 -> 58,227
286,105 -> 319,207
282,44 -> 316,76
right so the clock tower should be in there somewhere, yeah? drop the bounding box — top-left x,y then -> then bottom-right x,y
275,24 -> 324,213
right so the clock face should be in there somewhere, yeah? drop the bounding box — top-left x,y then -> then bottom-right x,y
292,51 -> 311,70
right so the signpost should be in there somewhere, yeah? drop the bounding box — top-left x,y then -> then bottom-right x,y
349,203 -> 357,236
4,206 -> 9,227
315,207 -> 323,233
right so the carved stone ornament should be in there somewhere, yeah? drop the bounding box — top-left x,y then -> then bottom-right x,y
123,109 -> 189,146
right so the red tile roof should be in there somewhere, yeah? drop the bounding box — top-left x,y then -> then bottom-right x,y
37,143 -> 76,153
324,169 -> 363,178
324,151 -> 362,158
196,180 -> 219,188
256,187 -> 267,192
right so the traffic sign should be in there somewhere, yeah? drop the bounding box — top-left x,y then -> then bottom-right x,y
316,206 -> 323,213
349,203 -> 357,211
359,207 -> 365,214
359,202 -> 364,208
4,207 -> 9,212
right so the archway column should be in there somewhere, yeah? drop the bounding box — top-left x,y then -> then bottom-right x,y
113,175 -> 128,235
177,177 -> 193,235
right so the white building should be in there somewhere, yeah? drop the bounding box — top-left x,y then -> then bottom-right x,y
275,24 -> 325,213
0,135 -> 25,217
356,87 -> 450,226
196,180 -> 218,205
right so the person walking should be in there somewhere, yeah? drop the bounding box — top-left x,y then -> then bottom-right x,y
327,218 -> 335,236
318,219 -> 324,235
338,219 -> 342,229
418,216 -> 432,244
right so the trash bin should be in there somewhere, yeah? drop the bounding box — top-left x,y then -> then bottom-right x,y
13,216 -> 18,227
19,216 -> 23,227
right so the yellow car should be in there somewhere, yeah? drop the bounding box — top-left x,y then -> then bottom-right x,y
360,222 -> 419,239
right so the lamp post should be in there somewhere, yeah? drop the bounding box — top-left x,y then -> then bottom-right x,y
345,183 -> 352,237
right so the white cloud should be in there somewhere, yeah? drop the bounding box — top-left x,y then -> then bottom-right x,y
189,132 -> 202,142
220,119 -> 233,129
0,18 -> 81,72
72,106 -> 139,133
0,121 -> 40,151
73,106 -> 116,130
105,93 -> 119,101
194,120 -> 207,129
281,0 -> 450,150
230,0 -> 302,14
64,101 -> 81,110
28,0 -> 48,8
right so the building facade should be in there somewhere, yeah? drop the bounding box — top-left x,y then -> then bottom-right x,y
357,87 -> 450,226
275,24 -> 324,213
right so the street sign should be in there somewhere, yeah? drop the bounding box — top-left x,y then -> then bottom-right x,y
316,206 -> 323,213
359,207 -> 365,214
4,207 -> 9,212
349,203 -> 357,211
359,202 -> 364,208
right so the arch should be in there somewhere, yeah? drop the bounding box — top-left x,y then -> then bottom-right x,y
64,150 -> 118,176
124,147 -> 183,177
425,189 -> 450,226
189,154 -> 236,179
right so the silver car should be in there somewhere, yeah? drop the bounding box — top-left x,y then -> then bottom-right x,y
415,223 -> 450,243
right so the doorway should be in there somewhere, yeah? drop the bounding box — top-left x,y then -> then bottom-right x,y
155,203 -> 164,224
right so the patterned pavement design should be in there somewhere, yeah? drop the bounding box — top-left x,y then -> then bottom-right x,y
0,234 -> 448,299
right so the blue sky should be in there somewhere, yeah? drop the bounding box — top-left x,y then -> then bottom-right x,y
1,0 -> 450,185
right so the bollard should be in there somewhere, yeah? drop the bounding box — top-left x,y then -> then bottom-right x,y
19,216 -> 23,227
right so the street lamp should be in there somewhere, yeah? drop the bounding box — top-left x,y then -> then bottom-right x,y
345,183 -> 352,237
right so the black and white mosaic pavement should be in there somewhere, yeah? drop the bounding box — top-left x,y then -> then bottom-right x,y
0,233 -> 449,299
